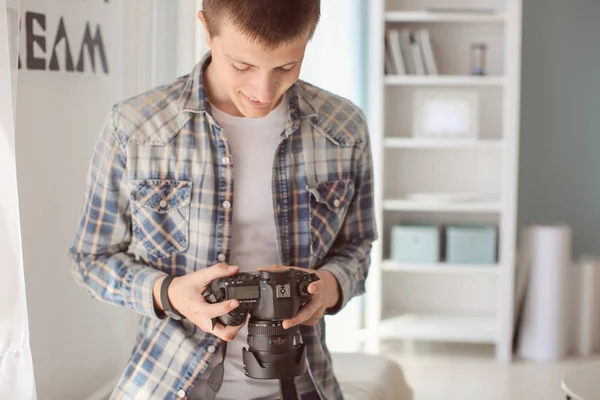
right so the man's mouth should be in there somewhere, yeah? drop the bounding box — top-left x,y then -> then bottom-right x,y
242,93 -> 266,106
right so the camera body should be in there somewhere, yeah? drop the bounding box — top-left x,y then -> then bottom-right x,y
204,269 -> 318,327
204,268 -> 320,381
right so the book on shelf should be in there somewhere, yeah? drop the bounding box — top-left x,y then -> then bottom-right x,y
385,30 -> 405,75
384,28 -> 438,76
384,36 -> 397,74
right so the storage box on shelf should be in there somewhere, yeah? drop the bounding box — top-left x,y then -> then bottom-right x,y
446,225 -> 498,264
365,0 -> 522,362
390,225 -> 441,263
389,223 -> 498,265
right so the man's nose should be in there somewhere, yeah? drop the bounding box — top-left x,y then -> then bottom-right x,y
255,74 -> 275,103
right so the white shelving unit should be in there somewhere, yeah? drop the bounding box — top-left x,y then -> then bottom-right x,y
365,0 -> 522,362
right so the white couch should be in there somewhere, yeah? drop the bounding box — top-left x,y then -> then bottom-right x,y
331,352 -> 413,400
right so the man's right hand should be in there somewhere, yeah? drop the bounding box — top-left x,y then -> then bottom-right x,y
153,263 -> 245,341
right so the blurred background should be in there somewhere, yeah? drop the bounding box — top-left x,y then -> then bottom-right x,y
1,0 -> 599,399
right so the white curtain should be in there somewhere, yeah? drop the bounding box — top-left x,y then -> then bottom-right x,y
0,0 -> 37,398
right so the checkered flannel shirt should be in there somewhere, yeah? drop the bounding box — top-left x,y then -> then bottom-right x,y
68,54 -> 377,400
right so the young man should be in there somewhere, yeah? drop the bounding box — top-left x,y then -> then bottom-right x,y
68,1 -> 376,399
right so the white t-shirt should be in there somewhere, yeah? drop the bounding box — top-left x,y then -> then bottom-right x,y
206,97 -> 315,400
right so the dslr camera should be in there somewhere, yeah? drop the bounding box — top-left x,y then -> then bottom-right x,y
204,269 -> 319,380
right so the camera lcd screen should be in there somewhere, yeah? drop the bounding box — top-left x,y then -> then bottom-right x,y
228,285 -> 259,300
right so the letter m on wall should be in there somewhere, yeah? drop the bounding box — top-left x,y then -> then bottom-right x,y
77,23 -> 109,74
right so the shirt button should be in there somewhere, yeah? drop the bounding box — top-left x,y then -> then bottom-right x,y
217,253 -> 226,262
177,389 -> 186,398
221,156 -> 230,165
159,199 -> 168,208
223,200 -> 231,209
333,199 -> 341,208
207,345 -> 216,353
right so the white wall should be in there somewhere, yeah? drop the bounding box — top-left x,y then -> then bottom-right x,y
15,1 -> 138,398
14,1 -> 206,398
518,0 -> 600,258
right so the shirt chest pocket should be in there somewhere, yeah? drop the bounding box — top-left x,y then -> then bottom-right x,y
130,179 -> 192,259
307,179 -> 355,262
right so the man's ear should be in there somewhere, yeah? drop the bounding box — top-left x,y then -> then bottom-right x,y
197,10 -> 212,47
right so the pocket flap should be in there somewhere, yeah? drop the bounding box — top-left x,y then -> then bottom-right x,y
131,179 -> 192,213
307,179 -> 355,212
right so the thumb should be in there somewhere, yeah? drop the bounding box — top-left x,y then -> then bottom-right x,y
197,263 -> 239,286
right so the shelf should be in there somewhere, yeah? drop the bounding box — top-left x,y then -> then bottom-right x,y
376,314 -> 497,343
382,260 -> 500,275
384,138 -> 504,149
383,199 -> 503,213
384,75 -> 506,87
385,11 -> 506,23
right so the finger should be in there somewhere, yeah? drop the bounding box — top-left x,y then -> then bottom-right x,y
209,317 -> 247,341
198,263 -> 239,286
220,324 -> 246,341
209,323 -> 235,341
189,292 -> 238,317
200,299 -> 240,319
307,280 -> 324,295
283,296 -> 323,329
303,306 -> 326,326
194,315 -> 240,342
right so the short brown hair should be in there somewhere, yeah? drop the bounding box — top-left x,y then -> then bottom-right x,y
203,0 -> 321,49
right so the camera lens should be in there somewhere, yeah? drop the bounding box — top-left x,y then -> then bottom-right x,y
242,318 -> 306,380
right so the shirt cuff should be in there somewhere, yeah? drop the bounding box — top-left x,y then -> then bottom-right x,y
123,266 -> 168,320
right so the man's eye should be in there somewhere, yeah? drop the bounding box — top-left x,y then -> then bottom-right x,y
232,64 -> 249,72
279,66 -> 295,73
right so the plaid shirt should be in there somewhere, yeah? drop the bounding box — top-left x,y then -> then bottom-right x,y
68,54 -> 376,400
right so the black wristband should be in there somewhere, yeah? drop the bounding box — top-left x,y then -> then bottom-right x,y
160,276 -> 184,320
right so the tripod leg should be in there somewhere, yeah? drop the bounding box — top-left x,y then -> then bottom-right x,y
279,378 -> 300,400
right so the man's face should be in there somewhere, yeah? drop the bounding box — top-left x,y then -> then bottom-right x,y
203,17 -> 310,118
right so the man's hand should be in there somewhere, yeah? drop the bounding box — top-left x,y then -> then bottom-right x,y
259,265 -> 340,330
153,263 -> 245,341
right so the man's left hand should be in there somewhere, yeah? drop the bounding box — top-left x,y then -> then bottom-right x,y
259,266 -> 339,329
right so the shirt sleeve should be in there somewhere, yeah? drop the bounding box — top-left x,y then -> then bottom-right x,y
319,113 -> 378,315
68,106 -> 167,319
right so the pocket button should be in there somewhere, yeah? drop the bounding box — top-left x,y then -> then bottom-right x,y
333,199 -> 341,208
159,199 -> 168,209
